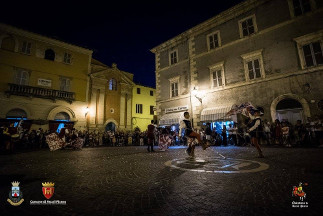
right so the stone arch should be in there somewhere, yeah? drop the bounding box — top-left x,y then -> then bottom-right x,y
3,105 -> 32,119
270,93 -> 310,122
0,34 -> 19,52
104,118 -> 119,130
47,106 -> 76,121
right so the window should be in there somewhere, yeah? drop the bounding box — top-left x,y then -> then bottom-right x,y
63,52 -> 72,64
1,36 -> 15,51
169,50 -> 178,65
302,42 -> 323,67
293,0 -> 311,16
137,88 -> 141,94
247,59 -> 262,80
150,106 -> 154,115
136,104 -> 143,114
109,79 -> 117,91
207,31 -> 221,50
209,62 -> 225,88
44,49 -> 55,61
21,41 -> 31,55
169,76 -> 180,98
288,0 -> 315,18
15,69 -> 29,85
241,49 -> 265,81
294,30 -> 323,69
150,90 -> 154,96
60,77 -> 70,91
238,15 -> 258,38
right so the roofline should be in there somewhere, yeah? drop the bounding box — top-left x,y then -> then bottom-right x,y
134,83 -> 156,89
150,0 -> 268,53
0,22 -> 93,55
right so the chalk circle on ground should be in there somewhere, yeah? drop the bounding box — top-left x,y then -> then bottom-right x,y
165,157 -> 269,173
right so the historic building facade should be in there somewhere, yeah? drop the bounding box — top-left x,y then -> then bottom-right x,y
0,23 -> 93,132
88,60 -> 134,131
151,0 -> 323,128
132,84 -> 156,131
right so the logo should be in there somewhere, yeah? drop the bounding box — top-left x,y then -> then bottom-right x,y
30,182 -> 66,205
7,181 -> 24,206
42,182 -> 55,199
292,182 -> 308,208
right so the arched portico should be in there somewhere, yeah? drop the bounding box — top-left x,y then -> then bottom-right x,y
270,94 -> 310,122
47,106 -> 76,121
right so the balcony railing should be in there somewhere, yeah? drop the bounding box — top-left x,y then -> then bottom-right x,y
6,83 -> 75,103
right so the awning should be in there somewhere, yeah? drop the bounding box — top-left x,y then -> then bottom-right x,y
200,107 -> 232,122
159,112 -> 184,126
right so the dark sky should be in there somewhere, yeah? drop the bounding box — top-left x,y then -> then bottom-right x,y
0,0 -> 244,88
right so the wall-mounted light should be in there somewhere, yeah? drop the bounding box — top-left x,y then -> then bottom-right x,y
84,107 -> 89,117
192,86 -> 202,103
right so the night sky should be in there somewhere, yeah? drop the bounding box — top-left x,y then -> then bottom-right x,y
0,0 -> 244,88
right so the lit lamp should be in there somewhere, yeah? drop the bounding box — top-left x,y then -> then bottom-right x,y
192,86 -> 202,103
84,107 -> 90,117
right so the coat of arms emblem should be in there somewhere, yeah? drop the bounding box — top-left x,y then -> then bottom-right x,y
7,181 -> 24,206
42,182 -> 55,199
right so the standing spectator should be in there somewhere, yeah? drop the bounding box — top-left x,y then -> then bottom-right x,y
222,125 -> 227,146
205,123 -> 212,144
263,120 -> 272,145
147,120 -> 156,152
274,119 -> 282,145
281,122 -> 291,147
294,120 -> 305,146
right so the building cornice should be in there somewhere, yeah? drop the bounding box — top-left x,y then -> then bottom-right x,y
157,66 -> 323,103
150,0 -> 268,53
0,23 -> 93,55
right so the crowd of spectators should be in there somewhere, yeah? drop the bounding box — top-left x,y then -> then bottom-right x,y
1,115 -> 322,154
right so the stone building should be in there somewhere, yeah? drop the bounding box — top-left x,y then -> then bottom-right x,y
0,23 -> 92,132
151,0 -> 323,129
88,60 -> 134,131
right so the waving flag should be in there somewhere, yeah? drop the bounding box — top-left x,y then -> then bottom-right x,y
226,102 -> 258,117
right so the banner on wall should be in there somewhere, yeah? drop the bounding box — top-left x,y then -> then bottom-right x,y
37,78 -> 52,87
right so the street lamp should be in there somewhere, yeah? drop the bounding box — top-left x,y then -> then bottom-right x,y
192,86 -> 203,103
84,107 -> 90,117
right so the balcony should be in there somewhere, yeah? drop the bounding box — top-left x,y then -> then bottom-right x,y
5,83 -> 75,104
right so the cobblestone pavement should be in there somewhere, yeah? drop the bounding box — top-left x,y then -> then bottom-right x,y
0,146 -> 322,216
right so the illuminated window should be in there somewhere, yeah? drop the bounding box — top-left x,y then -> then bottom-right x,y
207,31 -> 221,50
241,49 -> 265,81
169,50 -> 178,65
63,52 -> 72,64
21,41 -> 31,55
109,79 -> 117,91
15,69 -> 29,85
238,15 -> 257,38
45,49 -> 55,61
136,104 -> 143,114
60,77 -> 70,91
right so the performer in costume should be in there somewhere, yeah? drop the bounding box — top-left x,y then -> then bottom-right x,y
247,109 -> 265,158
179,111 -> 210,156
